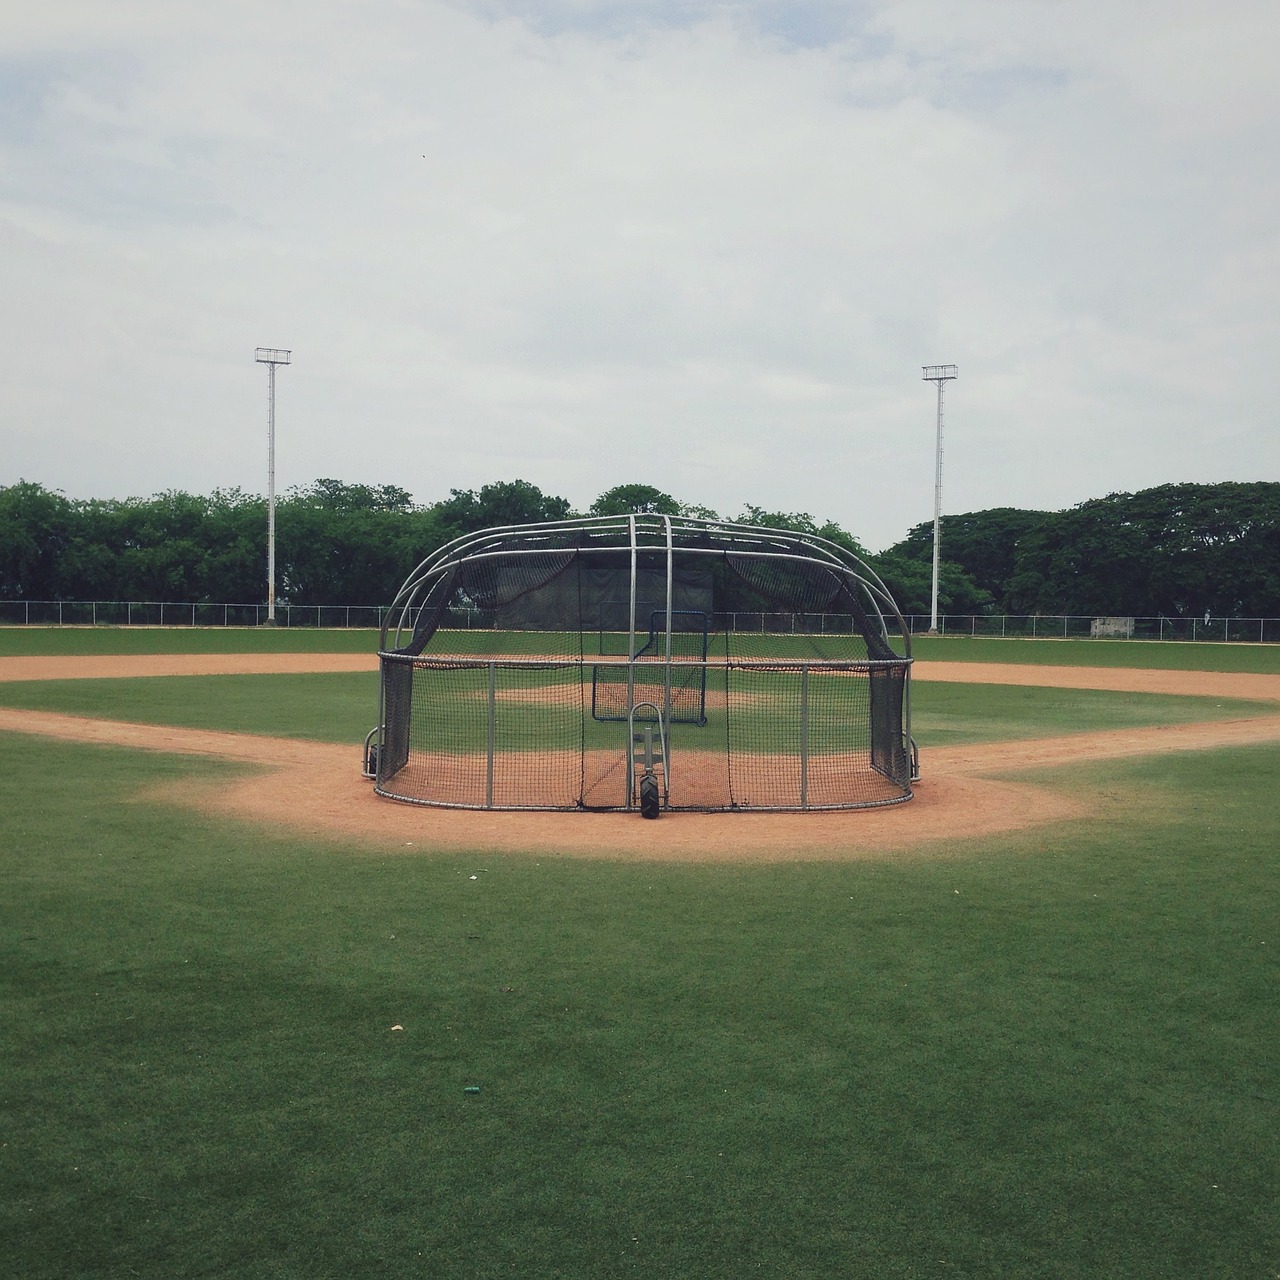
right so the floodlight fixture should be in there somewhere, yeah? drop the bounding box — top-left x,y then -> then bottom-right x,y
922,364 -> 958,634
255,348 -> 292,623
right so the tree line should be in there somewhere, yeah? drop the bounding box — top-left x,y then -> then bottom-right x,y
2,477 -> 1276,617
886,482 -> 1280,618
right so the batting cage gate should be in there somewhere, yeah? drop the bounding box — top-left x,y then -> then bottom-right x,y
365,514 -> 918,815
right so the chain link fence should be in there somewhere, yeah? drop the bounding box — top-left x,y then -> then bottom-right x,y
2,600 -> 1279,642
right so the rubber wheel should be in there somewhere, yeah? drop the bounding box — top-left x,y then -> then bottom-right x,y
639,773 -> 661,819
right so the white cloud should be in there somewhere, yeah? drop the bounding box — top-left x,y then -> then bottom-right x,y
1,0 -> 1277,554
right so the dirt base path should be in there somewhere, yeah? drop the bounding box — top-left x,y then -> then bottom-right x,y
0,653 -> 377,681
3,653 -> 1280,861
4,696 -> 1280,862
5,652 -> 1280,702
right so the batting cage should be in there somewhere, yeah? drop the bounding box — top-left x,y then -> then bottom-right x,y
367,514 -> 917,813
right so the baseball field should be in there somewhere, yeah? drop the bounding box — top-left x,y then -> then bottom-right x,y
1,629 -> 1276,1277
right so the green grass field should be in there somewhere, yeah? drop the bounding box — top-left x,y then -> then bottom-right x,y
0,670 -> 1272,753
2,631 -> 1276,1277
4,623 -> 1280,673
0,625 -> 382,656
909,633 -> 1280,673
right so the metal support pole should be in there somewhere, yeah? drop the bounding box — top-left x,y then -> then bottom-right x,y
930,378 -> 944,632
485,661 -> 496,808
255,348 -> 290,626
663,515 -> 674,727
922,365 -> 957,634
799,664 -> 810,809
267,360 -> 276,623
626,514 -> 637,717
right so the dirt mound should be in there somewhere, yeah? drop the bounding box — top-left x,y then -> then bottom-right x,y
5,699 -> 1280,863
4,652 -> 1279,861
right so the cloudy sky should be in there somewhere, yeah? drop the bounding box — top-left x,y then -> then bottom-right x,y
3,1 -> 1277,550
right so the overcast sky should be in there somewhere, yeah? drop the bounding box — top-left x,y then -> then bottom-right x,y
3,1 -> 1277,551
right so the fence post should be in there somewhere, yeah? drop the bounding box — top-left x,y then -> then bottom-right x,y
486,662 -> 497,809
799,665 -> 809,809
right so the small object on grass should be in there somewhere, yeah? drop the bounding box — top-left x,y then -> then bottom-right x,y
390,1024 -> 404,1032
463,1085 -> 481,1094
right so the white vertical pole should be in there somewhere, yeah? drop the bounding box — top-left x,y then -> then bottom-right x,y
627,514 -> 637,706
664,515 -> 674,727
799,664 -> 809,808
486,661 -> 496,808
930,377 -> 944,633
266,361 -> 276,624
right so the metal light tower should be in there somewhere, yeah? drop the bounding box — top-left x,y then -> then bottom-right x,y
922,364 -> 958,634
255,348 -> 291,624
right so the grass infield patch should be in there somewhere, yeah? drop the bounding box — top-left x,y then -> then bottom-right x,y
0,671 -> 1269,752
0,672 -> 381,742
1,733 -> 1276,1278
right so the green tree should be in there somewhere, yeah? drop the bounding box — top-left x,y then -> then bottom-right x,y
434,480 -> 571,535
300,479 -> 415,512
1006,483 -> 1280,616
886,508 -> 1049,609
868,551 -> 989,617
589,484 -> 684,517
276,484 -> 449,605
0,481 -> 74,598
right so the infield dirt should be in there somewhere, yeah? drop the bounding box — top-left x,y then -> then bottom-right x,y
2,654 -> 1279,861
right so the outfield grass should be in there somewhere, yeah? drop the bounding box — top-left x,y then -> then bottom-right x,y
912,682 -> 1274,746
0,673 -> 382,742
0,671 -> 1268,750
0,627 -> 380,657
909,634 -> 1280,673
2,734 -> 1275,1278
5,625 -> 1280,675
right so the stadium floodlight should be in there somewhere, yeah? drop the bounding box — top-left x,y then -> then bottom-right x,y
254,348 -> 291,624
922,364 -> 958,634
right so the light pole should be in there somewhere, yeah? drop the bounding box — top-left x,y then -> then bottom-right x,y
255,348 -> 291,624
922,364 -> 958,634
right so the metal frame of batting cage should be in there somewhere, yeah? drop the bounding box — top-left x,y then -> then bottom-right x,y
368,513 -> 918,812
